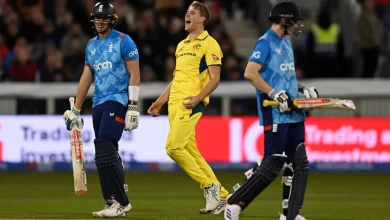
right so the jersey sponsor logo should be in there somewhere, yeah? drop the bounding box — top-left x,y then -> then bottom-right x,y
251,51 -> 261,59
211,54 -> 219,60
280,61 -> 295,71
177,52 -> 196,57
129,49 -> 138,57
94,60 -> 112,71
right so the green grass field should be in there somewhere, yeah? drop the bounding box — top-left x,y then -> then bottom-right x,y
0,172 -> 389,220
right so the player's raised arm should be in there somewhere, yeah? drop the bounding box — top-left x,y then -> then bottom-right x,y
244,40 -> 273,94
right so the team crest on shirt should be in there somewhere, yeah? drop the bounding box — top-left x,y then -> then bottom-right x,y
91,48 -> 96,55
211,54 -> 219,60
193,43 -> 201,49
109,42 -> 113,52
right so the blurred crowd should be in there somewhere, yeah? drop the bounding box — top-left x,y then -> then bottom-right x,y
1,0 -> 387,84
293,0 -> 389,78
0,0 -> 249,83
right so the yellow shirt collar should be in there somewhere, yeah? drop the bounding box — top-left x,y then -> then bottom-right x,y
184,31 -> 209,43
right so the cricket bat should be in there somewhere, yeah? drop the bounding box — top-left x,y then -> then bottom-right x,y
263,98 -> 356,111
69,97 -> 88,195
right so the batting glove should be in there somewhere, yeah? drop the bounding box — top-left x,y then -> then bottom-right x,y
124,101 -> 140,131
300,86 -> 319,98
268,89 -> 292,113
63,107 -> 84,130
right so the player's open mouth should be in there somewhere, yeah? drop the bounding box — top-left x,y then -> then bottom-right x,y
185,20 -> 191,25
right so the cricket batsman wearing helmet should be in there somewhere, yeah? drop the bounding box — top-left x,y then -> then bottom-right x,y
63,2 -> 140,218
147,1 -> 229,214
224,1 -> 318,220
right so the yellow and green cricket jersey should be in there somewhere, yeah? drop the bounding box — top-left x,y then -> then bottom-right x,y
169,31 -> 223,106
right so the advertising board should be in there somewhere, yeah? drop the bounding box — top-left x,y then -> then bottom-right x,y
0,116 -> 389,163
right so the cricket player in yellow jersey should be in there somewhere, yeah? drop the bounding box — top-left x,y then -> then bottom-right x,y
147,1 -> 228,214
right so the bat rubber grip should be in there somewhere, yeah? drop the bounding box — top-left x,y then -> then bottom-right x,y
263,100 -> 279,107
69,97 -> 75,109
292,99 -> 298,107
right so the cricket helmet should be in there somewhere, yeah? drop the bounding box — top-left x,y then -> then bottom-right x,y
90,2 -> 118,33
268,1 -> 303,23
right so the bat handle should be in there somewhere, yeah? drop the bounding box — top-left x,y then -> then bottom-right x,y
69,97 -> 75,109
292,99 -> 298,107
263,100 -> 279,107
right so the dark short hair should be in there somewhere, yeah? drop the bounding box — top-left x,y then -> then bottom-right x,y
190,1 -> 210,27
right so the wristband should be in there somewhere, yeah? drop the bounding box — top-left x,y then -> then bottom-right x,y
268,89 -> 276,99
129,86 -> 140,101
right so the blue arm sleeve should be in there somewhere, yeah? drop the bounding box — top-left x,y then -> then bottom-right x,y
248,40 -> 270,65
121,35 -> 139,61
